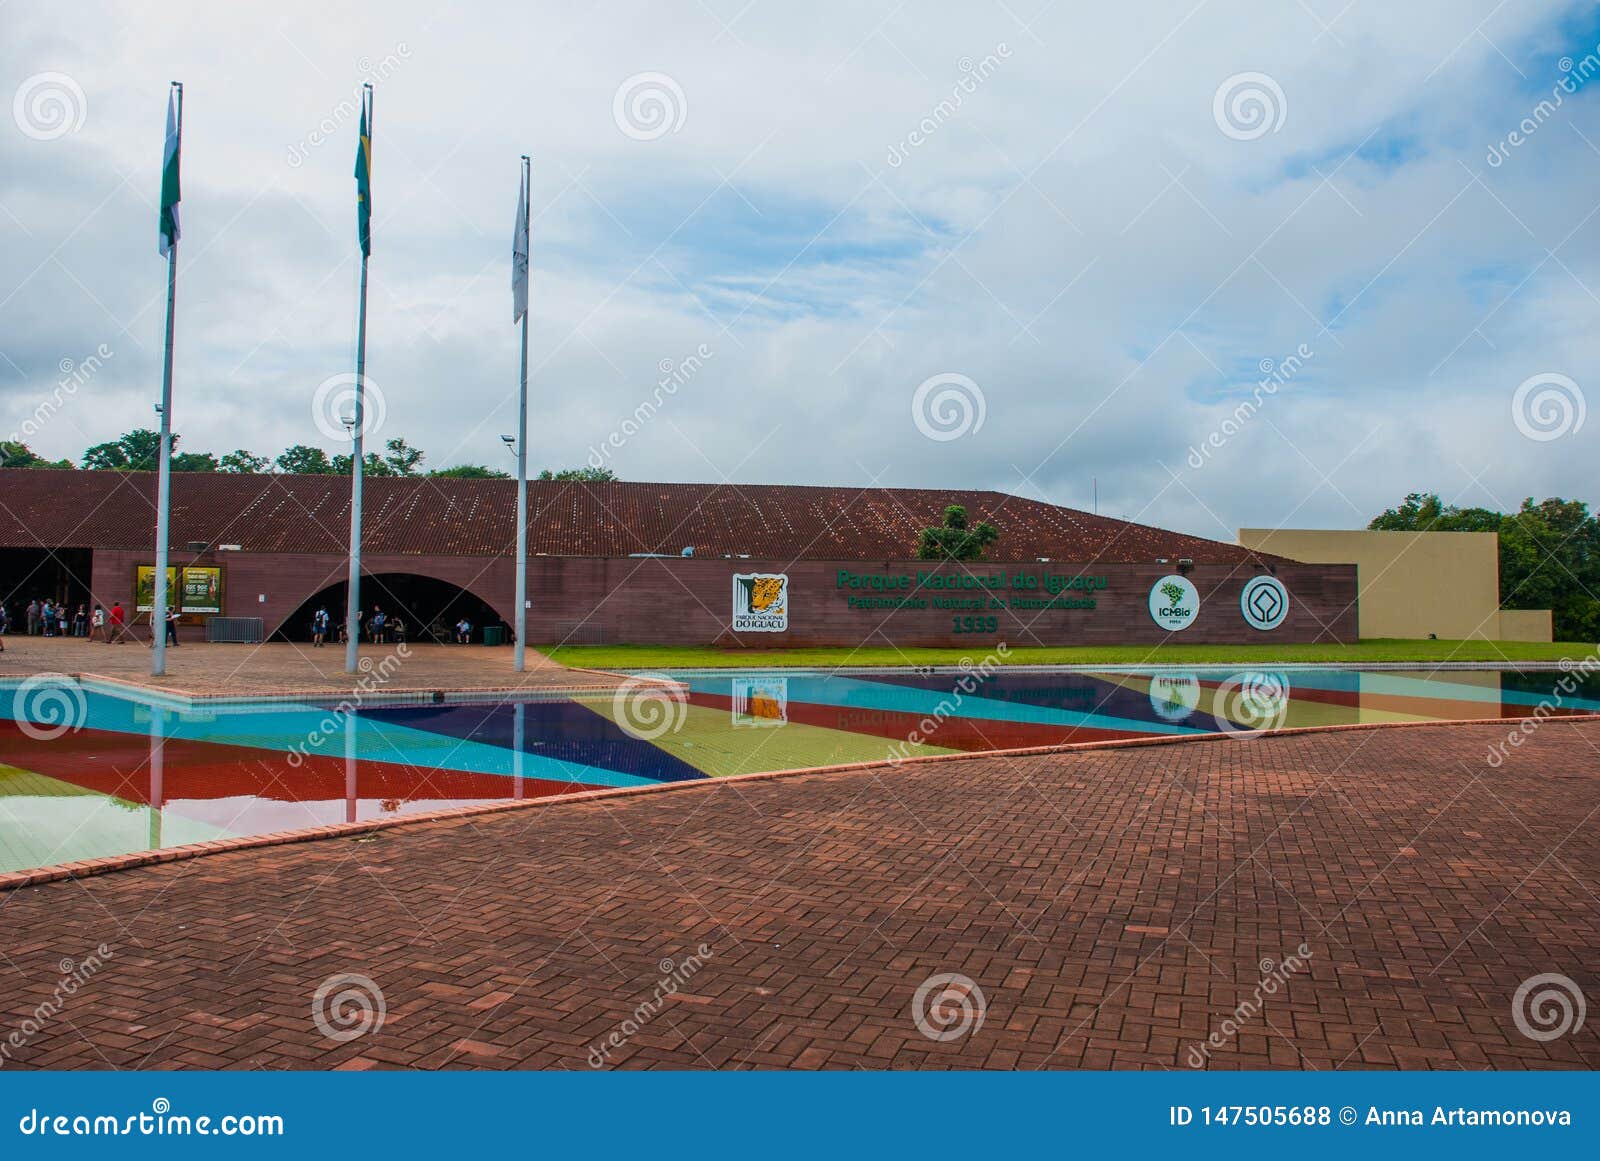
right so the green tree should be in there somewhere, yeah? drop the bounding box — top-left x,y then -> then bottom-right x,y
1368,492 -> 1499,532
0,441 -> 72,468
382,437 -> 425,477
82,428 -> 164,471
332,451 -> 393,477
1369,493 -> 1600,641
170,451 -> 218,472
220,449 -> 269,474
430,464 -> 510,479
274,445 -> 335,474
537,466 -> 617,482
917,505 -> 1000,562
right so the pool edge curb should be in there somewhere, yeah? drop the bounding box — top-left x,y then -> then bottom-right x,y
4,710 -> 1597,893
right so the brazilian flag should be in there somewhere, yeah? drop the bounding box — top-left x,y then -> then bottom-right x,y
354,89 -> 372,257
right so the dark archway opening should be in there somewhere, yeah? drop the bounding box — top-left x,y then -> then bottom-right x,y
0,547 -> 94,633
273,572 -> 508,644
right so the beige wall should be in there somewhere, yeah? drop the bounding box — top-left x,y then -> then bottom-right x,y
1497,608 -> 1553,642
1236,529 -> 1550,642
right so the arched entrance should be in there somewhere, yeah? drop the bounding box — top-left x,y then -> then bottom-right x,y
273,573 -> 508,643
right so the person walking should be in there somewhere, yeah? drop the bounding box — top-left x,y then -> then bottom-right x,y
88,604 -> 107,643
164,607 -> 180,647
108,601 -> 127,644
311,606 -> 329,647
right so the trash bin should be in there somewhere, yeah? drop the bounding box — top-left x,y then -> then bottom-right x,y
483,625 -> 504,646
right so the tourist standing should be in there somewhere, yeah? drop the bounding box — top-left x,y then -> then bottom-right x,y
369,606 -> 386,644
26,599 -> 40,636
312,606 -> 329,647
41,600 -> 54,637
164,607 -> 180,647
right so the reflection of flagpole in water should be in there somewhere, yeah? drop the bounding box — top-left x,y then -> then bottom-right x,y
344,711 -> 358,824
513,702 -> 525,800
148,705 -> 166,850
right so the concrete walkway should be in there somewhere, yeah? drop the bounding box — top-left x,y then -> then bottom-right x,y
0,637 -> 617,696
0,719 -> 1595,1070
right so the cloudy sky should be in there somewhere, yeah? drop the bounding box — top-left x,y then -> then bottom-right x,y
2,0 -> 1596,541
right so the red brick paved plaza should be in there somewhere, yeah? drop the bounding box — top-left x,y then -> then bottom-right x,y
1,720 -> 1596,1070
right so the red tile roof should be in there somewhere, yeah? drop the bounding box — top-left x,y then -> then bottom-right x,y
0,468 -> 1276,564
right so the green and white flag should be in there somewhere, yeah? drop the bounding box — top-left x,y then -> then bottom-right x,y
158,87 -> 181,257
512,162 -> 529,323
354,88 -> 372,258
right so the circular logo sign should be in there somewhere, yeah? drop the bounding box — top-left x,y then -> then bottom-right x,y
1239,575 -> 1289,631
1148,574 -> 1200,631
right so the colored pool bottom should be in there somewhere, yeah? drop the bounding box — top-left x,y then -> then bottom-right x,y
1,666 -> 1596,875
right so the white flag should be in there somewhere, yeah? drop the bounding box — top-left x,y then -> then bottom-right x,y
512,162 -> 529,323
159,88 -> 181,257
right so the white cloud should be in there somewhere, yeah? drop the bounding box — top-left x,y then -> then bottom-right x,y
2,0 -> 1596,536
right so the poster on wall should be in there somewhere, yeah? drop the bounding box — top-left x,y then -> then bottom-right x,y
134,566 -> 178,613
181,566 -> 224,614
732,572 -> 789,632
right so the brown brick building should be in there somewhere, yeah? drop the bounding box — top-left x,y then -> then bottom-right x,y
0,469 -> 1356,646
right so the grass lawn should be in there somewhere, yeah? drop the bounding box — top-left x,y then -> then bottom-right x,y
545,638 -> 1593,671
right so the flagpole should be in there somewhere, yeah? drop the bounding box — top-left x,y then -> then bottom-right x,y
344,82 -> 373,675
151,80 -> 181,678
513,154 -> 530,674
